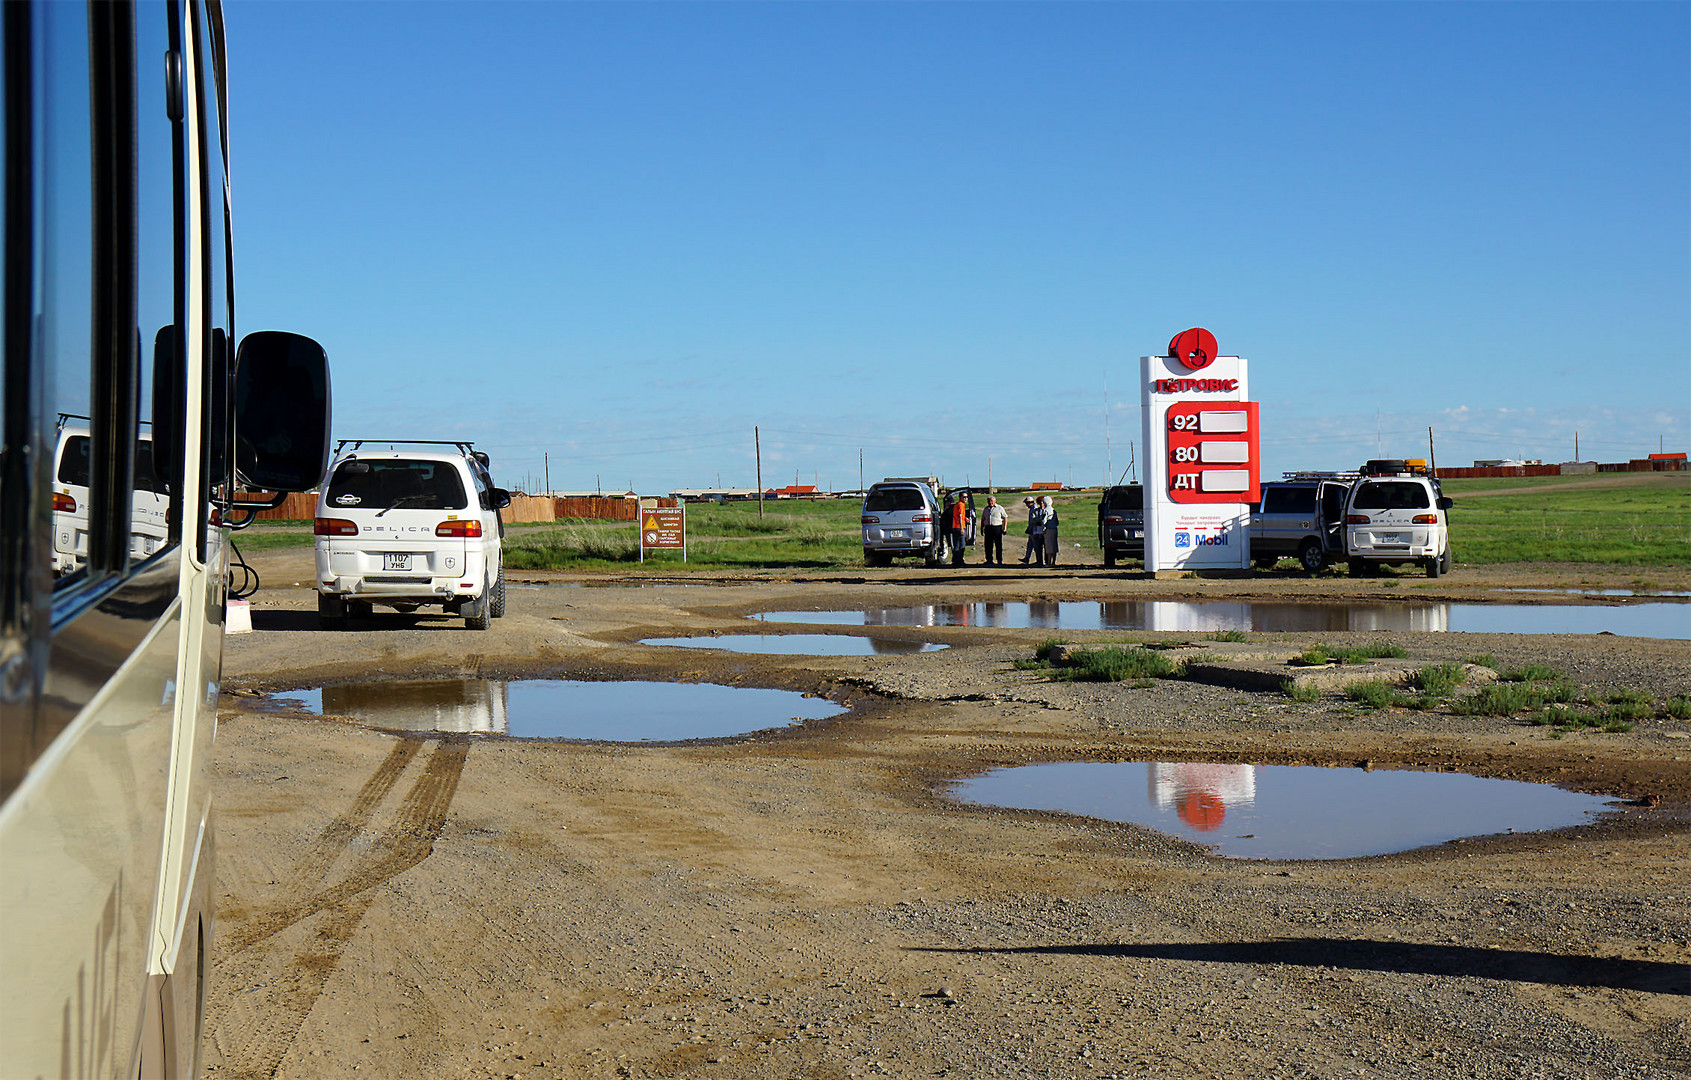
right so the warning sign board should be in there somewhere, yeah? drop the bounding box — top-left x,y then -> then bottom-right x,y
639,505 -> 686,560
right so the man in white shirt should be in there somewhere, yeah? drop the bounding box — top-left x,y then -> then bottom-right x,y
981,496 -> 1008,565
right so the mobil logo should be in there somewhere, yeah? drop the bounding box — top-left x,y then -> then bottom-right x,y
1196,532 -> 1229,547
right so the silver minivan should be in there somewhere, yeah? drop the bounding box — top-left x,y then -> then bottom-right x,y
861,480 -> 947,567
1250,480 -> 1348,572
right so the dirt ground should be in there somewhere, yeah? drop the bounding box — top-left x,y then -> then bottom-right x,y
204,548 -> 1691,1080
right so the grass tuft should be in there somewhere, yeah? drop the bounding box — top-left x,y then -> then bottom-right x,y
1498,662 -> 1561,683
1412,662 -> 1468,698
1065,646 -> 1181,682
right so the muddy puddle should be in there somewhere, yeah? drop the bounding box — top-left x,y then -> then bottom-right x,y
269,678 -> 846,740
641,633 -> 948,655
754,601 -> 1691,638
952,761 -> 1621,860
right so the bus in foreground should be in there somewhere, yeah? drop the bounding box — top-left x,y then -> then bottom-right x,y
2,2 -> 330,1075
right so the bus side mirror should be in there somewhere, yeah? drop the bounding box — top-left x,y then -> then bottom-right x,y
233,331 -> 332,492
1436,496 -> 1453,510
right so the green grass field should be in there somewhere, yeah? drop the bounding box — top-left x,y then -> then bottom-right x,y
231,473 -> 1689,572
1441,473 -> 1689,567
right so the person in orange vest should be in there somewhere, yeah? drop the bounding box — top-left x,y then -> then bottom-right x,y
945,491 -> 970,566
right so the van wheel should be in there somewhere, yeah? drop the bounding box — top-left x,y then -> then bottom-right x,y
317,594 -> 346,631
925,539 -> 947,569
1424,554 -> 1442,578
489,570 -> 507,618
1348,558 -> 1368,577
865,550 -> 891,568
1440,547 -> 1453,575
1298,539 -> 1327,573
463,591 -> 491,631
1104,549 -> 1118,568
347,600 -> 373,620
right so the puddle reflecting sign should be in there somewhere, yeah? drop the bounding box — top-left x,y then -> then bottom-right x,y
639,504 -> 686,562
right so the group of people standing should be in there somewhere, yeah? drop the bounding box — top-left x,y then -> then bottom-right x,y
1020,495 -> 1060,567
940,491 -> 1059,568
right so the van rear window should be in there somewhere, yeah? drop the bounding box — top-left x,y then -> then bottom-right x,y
1351,481 -> 1430,511
865,487 -> 925,512
327,460 -> 468,511
56,436 -> 90,486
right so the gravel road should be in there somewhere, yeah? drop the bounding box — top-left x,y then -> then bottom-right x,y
203,551 -> 1691,1079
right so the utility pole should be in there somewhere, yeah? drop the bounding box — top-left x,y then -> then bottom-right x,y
1427,426 -> 1437,478
544,453 -> 549,496
1574,431 -> 1579,461
859,448 -> 863,494
755,426 -> 763,520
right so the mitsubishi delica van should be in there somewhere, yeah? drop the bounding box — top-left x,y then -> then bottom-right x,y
1343,466 -> 1453,577
315,441 -> 511,629
861,479 -> 947,567
50,420 -> 169,576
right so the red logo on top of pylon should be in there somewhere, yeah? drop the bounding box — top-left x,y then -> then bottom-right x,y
1169,328 -> 1218,371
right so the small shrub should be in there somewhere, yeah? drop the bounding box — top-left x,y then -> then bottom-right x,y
1604,700 -> 1654,722
1011,657 -> 1052,671
1465,653 -> 1496,670
1284,682 -> 1322,703
1206,629 -> 1248,642
1034,638 -> 1068,662
1293,645 -> 1335,666
1452,683 -> 1544,716
1346,641 -> 1408,661
1067,646 -> 1180,682
1499,663 -> 1561,683
1412,662 -> 1467,698
1607,688 -> 1653,706
1665,695 -> 1691,720
1345,680 -> 1402,709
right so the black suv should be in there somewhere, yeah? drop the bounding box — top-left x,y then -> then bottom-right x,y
1096,485 -> 1144,567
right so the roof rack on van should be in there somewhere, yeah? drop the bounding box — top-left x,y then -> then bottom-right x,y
1281,470 -> 1361,481
333,439 -> 492,471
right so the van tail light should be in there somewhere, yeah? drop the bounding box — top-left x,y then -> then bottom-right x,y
315,517 -> 358,536
53,492 -> 76,513
861,515 -> 879,525
1411,514 -> 1438,524
911,514 -> 932,523
436,519 -> 483,538
1345,514 -> 1370,525
209,507 -> 223,528
1104,514 -> 1124,524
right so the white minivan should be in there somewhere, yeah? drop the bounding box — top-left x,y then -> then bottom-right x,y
50,420 -> 169,576
314,441 -> 511,629
1343,471 -> 1453,577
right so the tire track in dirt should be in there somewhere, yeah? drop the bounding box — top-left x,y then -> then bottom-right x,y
208,739 -> 467,1079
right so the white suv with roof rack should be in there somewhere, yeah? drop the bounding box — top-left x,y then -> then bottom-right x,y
1343,460 -> 1454,577
50,416 -> 169,576
314,440 -> 511,629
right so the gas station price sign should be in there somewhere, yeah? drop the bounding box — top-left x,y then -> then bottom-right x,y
1166,401 -> 1260,505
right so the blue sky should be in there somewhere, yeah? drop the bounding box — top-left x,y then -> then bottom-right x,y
226,1 -> 1689,494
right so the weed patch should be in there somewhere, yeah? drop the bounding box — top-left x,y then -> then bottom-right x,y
1499,663 -> 1562,683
